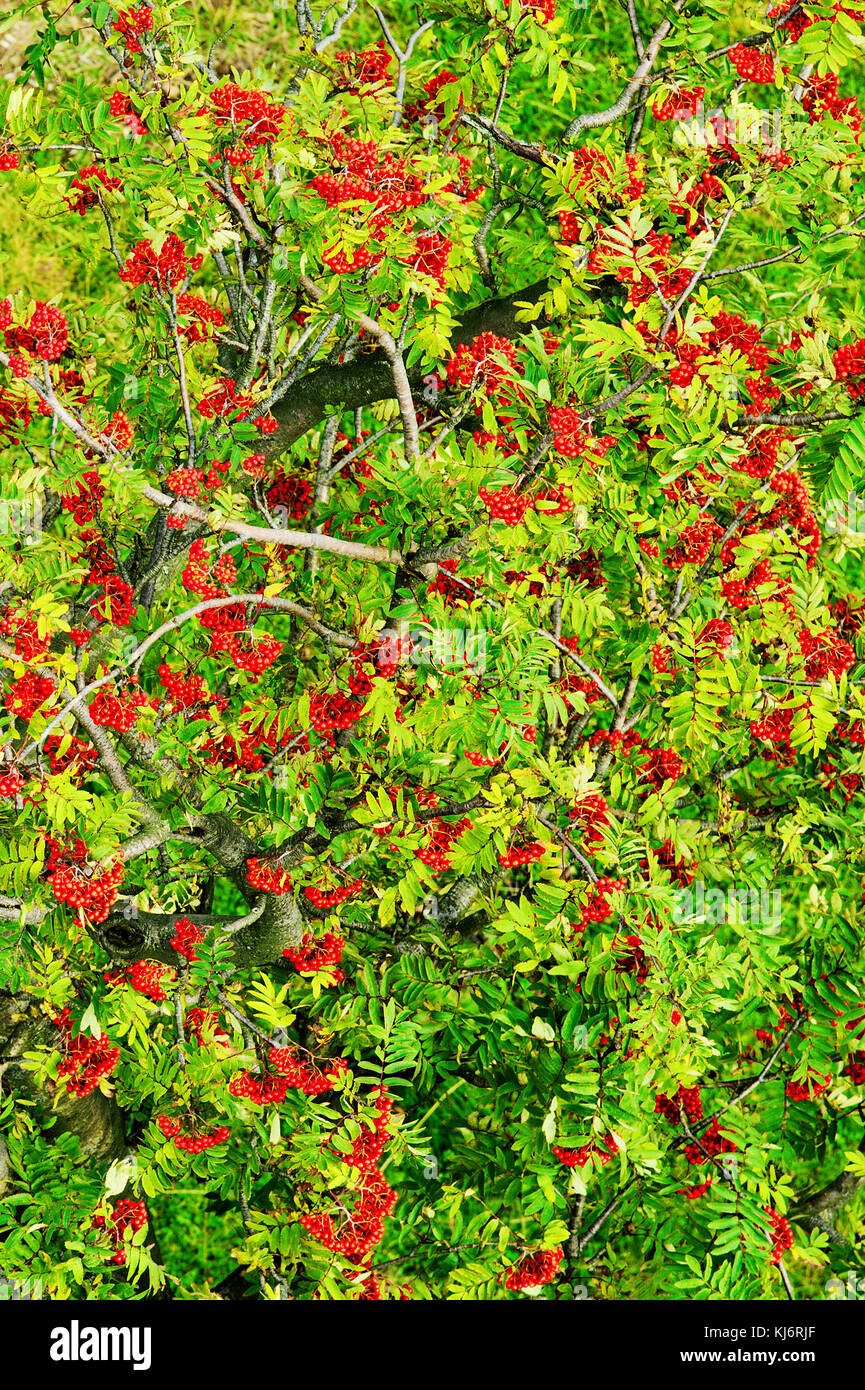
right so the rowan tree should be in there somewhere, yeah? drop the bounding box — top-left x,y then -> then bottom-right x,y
1,0 -> 865,1301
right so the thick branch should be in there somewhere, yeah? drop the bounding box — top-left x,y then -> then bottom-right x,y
259,278 -> 551,460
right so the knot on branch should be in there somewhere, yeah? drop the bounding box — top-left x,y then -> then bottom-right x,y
190,812 -> 257,872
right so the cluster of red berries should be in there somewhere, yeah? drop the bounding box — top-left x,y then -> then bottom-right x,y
498,842 -> 546,867
534,485 -> 575,515
303,879 -> 363,909
729,426 -> 787,482
301,1088 -> 397,1261
445,154 -> 482,206
50,858 -> 124,923
170,917 -> 205,962
176,292 -> 225,341
207,84 -> 288,165
229,1049 -> 347,1104
464,747 -> 501,767
750,704 -> 795,751
802,71 -> 863,137
0,607 -> 47,662
819,717 -> 865,800
323,243 -> 382,275
0,765 -> 24,798
698,618 -> 735,655
664,517 -> 724,571
341,1087 -> 394,1171
566,547 -> 606,590
112,5 -> 153,53
577,876 -> 626,930
65,163 -> 122,215
723,557 -> 794,616
3,300 -> 69,368
417,816 -> 472,872
427,556 -> 480,608
640,748 -> 684,789
710,461 -> 817,562
181,539 -> 226,600
267,470 -> 313,521
553,1133 -> 618,1168
651,643 -> 675,674
405,232 -> 452,289
164,460 -> 230,500
568,793 -> 610,846
283,931 -> 345,978
478,485 -> 532,525
768,0 -> 812,40
712,311 -> 770,371
90,574 -> 136,626
62,470 -> 104,524
157,1116 -> 230,1152
0,615 -> 47,666
0,146 -> 20,171
684,1118 -> 737,1166
269,1047 -> 349,1095
196,376 -> 256,422
44,833 -> 87,874
212,631 -> 283,677
662,310 -> 770,390
104,960 -> 174,1002
728,43 -> 776,83
504,1247 -> 563,1291
89,685 -> 151,733
587,726 -> 643,759
520,0 -> 556,23
785,1071 -> 831,1102
764,470 -> 821,561
108,89 -> 145,129
120,234 -> 203,292
677,1178 -> 714,1199
799,627 -> 855,681
652,86 -> 705,121
637,533 -> 662,564
558,146 -> 645,224
199,694 -> 302,771
403,71 -> 460,126
29,302 -> 69,361
304,1166 -> 397,1260
843,1051 -> 865,1085
78,526 -> 122,586
306,688 -> 361,735
311,132 -> 426,224
335,41 -> 392,89
546,407 -> 617,464
593,229 -> 689,310
242,452 -> 268,481
447,332 -> 519,406
54,1008 -> 120,1096
157,663 -> 215,711
765,1208 -> 794,1264
93,1198 -> 147,1266
655,1086 -> 703,1124
228,1069 -> 291,1105
742,372 -> 782,415
246,856 -> 293,894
